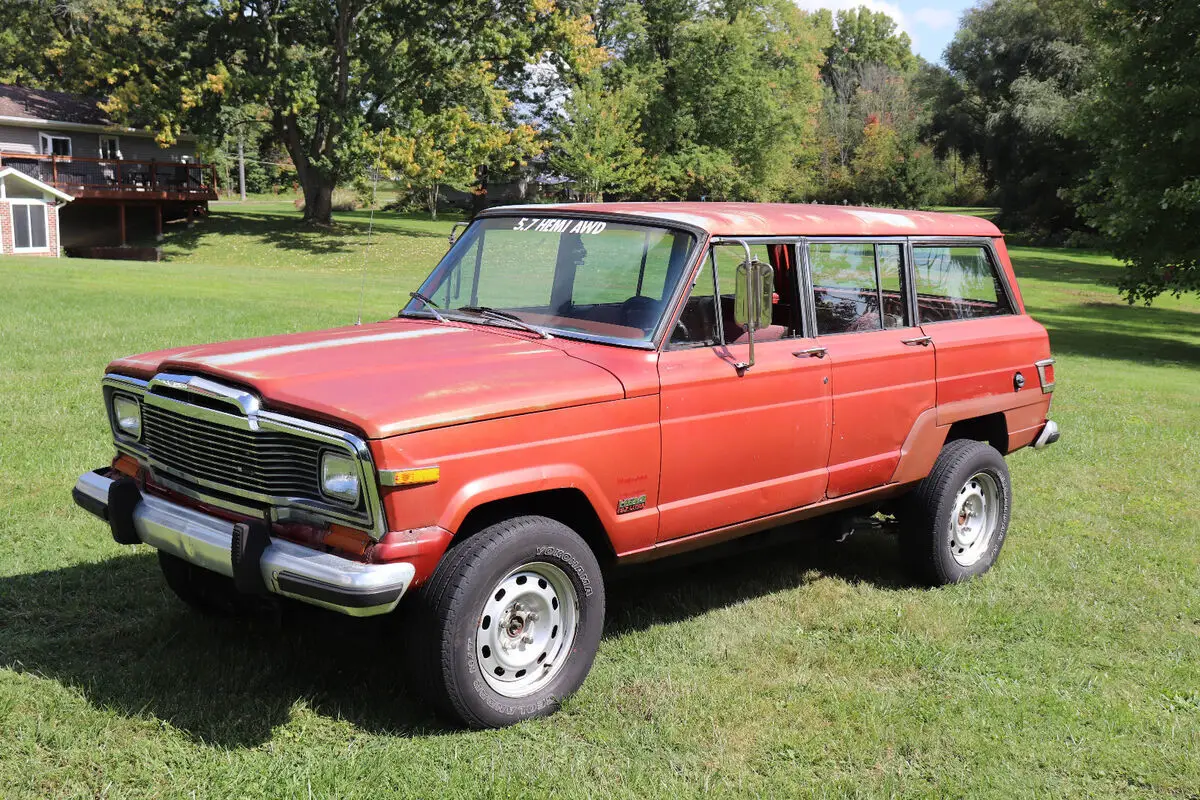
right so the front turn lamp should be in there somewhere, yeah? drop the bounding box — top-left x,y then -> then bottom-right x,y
321,452 -> 360,504
112,394 -> 142,439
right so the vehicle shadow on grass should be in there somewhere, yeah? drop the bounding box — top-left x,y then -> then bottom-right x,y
0,526 -> 904,746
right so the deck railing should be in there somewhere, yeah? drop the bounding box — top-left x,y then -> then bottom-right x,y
0,152 -> 217,201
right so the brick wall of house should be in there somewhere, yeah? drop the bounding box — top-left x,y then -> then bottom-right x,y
48,201 -> 59,256
0,201 -> 12,255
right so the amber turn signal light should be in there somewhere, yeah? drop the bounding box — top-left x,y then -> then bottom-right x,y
379,466 -> 441,487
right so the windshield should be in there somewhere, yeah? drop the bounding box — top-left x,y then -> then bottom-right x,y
405,215 -> 698,345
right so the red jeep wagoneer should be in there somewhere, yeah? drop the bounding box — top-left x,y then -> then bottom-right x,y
74,203 -> 1058,727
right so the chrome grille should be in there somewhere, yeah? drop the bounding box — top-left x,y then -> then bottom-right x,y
141,404 -> 326,502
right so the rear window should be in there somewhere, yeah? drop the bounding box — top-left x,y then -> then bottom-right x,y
912,245 -> 1012,323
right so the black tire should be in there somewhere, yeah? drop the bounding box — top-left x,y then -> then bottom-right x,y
407,515 -> 605,729
901,439 -> 1013,586
157,550 -> 255,616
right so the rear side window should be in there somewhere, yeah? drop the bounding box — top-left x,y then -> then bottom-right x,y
912,245 -> 1012,323
808,242 -> 908,335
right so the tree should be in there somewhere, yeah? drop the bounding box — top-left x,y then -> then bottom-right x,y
926,0 -> 1092,234
821,6 -> 917,82
551,79 -> 648,201
1,0 -> 595,225
384,105 -> 541,218
1073,0 -> 1200,303
591,0 -> 827,201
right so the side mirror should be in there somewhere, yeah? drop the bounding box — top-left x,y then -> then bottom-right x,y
734,258 -> 773,331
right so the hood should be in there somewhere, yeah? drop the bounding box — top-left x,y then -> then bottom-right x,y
107,319 -> 626,439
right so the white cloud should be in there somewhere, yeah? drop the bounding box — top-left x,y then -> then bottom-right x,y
913,6 -> 958,30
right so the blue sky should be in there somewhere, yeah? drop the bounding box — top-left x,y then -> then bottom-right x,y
796,0 -> 975,64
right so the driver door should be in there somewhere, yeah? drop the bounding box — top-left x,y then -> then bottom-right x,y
656,243 -> 832,542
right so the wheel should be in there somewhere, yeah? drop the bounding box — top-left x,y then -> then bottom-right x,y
901,439 -> 1012,585
157,550 -> 255,616
407,515 -> 605,728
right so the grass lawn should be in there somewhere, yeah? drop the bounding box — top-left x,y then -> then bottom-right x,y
0,205 -> 1197,798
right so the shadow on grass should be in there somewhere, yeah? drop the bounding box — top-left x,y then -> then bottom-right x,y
0,525 -> 903,746
1030,301 -> 1200,366
161,209 -> 447,260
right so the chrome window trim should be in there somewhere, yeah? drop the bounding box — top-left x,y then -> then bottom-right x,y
102,372 -> 389,539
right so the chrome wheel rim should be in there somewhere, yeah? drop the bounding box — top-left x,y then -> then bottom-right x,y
948,472 -> 1000,567
476,561 -> 579,698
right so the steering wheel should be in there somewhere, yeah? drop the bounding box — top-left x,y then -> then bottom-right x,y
619,295 -> 661,331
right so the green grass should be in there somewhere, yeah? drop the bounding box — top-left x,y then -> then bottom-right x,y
0,207 -> 1198,798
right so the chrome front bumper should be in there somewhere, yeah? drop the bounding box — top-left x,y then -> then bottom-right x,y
73,470 -> 414,617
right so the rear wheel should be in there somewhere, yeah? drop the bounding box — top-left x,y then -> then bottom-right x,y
901,439 -> 1012,585
407,515 -> 605,728
157,550 -> 255,616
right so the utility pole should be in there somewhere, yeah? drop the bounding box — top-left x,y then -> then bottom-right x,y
238,133 -> 247,202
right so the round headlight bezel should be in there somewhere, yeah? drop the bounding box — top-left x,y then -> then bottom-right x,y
111,392 -> 143,441
320,450 -> 361,506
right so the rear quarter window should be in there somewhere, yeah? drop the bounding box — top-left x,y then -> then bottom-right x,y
912,245 -> 1012,323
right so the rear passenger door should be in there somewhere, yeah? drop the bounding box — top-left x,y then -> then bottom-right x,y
909,240 -> 1028,422
803,239 -> 936,497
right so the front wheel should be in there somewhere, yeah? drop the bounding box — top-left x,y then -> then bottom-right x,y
901,439 -> 1013,585
407,515 -> 605,728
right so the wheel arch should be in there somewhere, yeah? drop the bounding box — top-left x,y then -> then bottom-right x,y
451,486 -> 616,566
945,412 -> 1008,453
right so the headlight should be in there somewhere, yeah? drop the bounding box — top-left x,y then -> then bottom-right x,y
320,452 -> 360,504
112,394 -> 142,439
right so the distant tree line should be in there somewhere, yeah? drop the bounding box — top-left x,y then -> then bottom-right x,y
0,0 -> 1194,301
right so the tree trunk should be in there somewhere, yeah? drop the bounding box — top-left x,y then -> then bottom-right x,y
303,181 -> 334,225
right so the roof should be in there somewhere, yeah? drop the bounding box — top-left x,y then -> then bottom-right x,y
491,202 -> 1002,238
0,84 -> 114,126
0,167 -> 74,202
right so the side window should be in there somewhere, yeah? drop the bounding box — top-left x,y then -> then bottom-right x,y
809,243 -> 881,334
670,243 -> 799,348
669,250 -> 721,348
912,245 -> 1012,323
876,244 -> 908,330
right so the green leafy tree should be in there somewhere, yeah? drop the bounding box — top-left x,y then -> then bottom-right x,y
592,0 -> 827,200
821,6 -> 917,82
551,79 -> 648,201
1,0 -> 595,226
1074,0 -> 1200,302
926,0 -> 1092,234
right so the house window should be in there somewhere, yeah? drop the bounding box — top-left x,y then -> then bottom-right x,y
11,202 -> 49,251
99,136 -> 121,159
39,133 -> 72,157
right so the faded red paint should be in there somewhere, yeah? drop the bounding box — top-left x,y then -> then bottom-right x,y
106,203 -> 1054,586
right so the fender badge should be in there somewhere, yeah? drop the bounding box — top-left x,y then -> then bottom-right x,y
617,494 -> 647,514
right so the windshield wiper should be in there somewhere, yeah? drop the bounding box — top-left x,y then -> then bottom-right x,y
455,305 -> 553,339
403,291 -> 447,323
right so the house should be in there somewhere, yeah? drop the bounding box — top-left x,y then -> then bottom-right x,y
0,84 -> 217,256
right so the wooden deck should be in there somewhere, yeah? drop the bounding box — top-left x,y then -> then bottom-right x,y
0,152 -> 217,202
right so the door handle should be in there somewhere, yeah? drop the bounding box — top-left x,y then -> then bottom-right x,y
793,346 -> 827,359
901,335 -> 932,347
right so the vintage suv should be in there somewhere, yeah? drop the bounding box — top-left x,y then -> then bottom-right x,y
73,203 -> 1058,727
